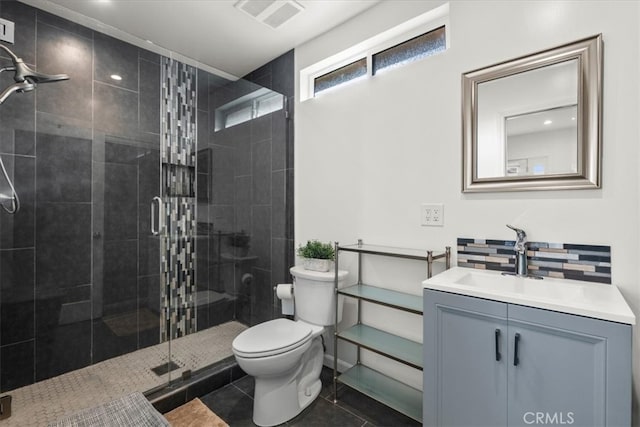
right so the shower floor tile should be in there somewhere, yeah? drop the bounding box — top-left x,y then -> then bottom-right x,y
0,321 -> 246,427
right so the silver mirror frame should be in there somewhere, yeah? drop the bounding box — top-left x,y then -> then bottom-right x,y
462,34 -> 602,192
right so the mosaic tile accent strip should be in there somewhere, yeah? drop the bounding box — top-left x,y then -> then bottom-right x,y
161,58 -> 197,167
160,57 -> 197,340
457,238 -> 611,284
161,197 -> 196,340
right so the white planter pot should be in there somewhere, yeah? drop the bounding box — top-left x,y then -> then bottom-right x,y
302,258 -> 332,272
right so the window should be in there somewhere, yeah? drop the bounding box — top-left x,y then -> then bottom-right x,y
215,88 -> 284,131
372,26 -> 446,74
314,58 -> 367,95
299,4 -> 449,101
223,104 -> 253,129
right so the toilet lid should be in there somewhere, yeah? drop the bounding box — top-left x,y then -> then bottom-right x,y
232,318 -> 312,358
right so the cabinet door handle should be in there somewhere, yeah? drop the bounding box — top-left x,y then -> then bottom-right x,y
494,329 -> 501,361
514,333 -> 521,366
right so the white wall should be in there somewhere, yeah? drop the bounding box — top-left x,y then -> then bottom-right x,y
295,0 -> 640,413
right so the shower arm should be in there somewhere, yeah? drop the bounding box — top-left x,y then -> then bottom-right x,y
0,44 -> 19,64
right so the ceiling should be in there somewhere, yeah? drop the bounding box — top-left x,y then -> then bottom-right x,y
21,0 -> 382,78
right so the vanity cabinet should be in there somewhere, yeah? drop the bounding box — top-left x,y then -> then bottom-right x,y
423,289 -> 632,427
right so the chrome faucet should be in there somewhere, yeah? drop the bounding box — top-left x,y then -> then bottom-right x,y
506,224 -> 528,277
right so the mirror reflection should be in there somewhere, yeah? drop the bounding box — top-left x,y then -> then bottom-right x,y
476,60 -> 578,179
505,104 -> 577,177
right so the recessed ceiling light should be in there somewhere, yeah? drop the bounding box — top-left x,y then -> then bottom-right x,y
110,74 -> 122,81
571,117 -> 576,121
543,120 -> 552,125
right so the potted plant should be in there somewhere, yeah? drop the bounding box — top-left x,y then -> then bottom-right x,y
297,240 -> 335,272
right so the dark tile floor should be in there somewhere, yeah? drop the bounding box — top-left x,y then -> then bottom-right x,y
200,367 -> 421,427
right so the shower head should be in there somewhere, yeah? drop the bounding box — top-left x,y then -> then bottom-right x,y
0,44 -> 69,84
15,62 -> 69,84
0,43 -> 69,105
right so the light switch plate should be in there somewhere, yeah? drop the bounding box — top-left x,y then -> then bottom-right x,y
421,203 -> 444,226
0,18 -> 15,44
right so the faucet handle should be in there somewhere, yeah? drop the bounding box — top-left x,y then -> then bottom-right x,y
506,224 -> 527,241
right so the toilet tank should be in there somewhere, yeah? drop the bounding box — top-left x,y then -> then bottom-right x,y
290,266 -> 348,326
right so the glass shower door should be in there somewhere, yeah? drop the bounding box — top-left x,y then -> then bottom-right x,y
93,132 -> 168,392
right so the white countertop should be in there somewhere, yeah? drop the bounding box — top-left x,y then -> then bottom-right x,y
423,267 -> 636,325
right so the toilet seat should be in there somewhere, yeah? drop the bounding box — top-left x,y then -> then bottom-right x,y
233,318 -> 312,358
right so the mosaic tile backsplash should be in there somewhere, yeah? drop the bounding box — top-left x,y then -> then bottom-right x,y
457,238 -> 611,284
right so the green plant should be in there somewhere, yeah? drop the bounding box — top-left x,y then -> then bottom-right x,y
297,240 -> 335,260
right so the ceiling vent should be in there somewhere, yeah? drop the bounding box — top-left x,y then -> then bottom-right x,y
234,0 -> 304,29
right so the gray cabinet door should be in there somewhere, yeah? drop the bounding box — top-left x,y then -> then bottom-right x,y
423,290 -> 508,427
506,304 -> 632,427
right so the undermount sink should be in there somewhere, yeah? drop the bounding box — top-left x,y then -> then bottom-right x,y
423,267 -> 636,325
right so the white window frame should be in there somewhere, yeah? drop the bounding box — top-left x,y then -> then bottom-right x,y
299,3 -> 450,101
214,88 -> 284,131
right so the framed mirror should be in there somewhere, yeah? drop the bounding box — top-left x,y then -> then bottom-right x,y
462,34 -> 602,192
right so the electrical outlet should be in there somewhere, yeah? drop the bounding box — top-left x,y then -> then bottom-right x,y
421,203 -> 444,226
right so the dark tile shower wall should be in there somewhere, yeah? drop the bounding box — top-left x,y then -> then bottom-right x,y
0,1 -> 294,392
0,0 -> 165,386
196,51 -> 295,328
243,52 -> 295,324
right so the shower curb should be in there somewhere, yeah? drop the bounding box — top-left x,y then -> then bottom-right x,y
146,356 -> 246,414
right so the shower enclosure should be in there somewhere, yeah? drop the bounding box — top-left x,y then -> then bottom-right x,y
0,1 -> 293,422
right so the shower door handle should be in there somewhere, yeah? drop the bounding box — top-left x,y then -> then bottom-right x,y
151,196 -> 162,236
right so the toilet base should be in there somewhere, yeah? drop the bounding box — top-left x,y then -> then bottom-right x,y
252,337 -> 324,426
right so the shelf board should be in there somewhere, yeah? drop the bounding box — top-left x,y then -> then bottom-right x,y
338,364 -> 422,423
338,243 -> 445,261
338,284 -> 422,314
338,324 -> 422,370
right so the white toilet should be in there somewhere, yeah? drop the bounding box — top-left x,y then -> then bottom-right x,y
232,265 -> 348,426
